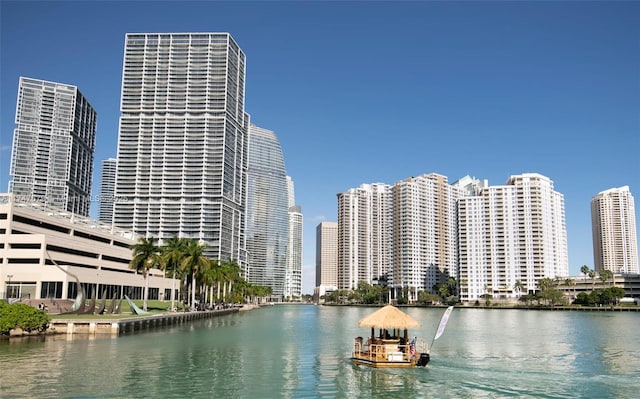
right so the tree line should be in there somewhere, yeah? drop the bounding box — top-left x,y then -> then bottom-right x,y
322,279 -> 457,306
322,265 -> 628,307
129,236 -> 272,311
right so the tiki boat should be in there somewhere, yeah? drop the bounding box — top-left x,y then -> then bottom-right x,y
351,305 -> 453,368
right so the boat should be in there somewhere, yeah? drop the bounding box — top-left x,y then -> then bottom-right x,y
351,305 -> 453,368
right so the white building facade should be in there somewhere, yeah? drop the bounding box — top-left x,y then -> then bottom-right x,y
9,77 -> 96,217
98,158 -> 117,223
286,205 -> 303,299
0,194 -> 175,304
337,183 -> 392,291
391,173 -> 461,301
458,173 -> 569,301
113,33 -> 248,266
591,186 -> 639,274
285,176 -> 303,299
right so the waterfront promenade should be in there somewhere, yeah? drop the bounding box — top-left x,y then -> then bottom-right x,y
6,305 -> 265,337
47,307 -> 240,336
6,302 -> 637,339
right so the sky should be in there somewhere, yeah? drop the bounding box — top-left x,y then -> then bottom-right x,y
1,1 -> 639,295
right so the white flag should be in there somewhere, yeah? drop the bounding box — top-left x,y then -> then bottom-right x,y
434,306 -> 454,341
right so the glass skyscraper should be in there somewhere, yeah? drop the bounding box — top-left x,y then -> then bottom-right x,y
10,77 -> 96,216
245,124 -> 289,300
113,33 -> 248,265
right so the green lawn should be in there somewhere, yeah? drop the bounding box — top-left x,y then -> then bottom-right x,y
49,299 -> 184,319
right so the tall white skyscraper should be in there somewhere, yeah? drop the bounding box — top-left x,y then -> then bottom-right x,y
337,183 -> 392,290
286,176 -> 295,209
591,186 -> 638,274
391,173 -> 460,301
98,158 -> 116,223
113,33 -> 249,265
287,205 -> 303,298
245,125 -> 289,299
285,176 -> 303,299
458,173 -> 568,301
315,221 -> 338,287
9,77 -> 96,216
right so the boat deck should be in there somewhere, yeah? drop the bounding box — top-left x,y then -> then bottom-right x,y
351,337 -> 429,368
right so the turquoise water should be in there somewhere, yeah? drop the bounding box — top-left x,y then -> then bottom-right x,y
1,305 -> 639,398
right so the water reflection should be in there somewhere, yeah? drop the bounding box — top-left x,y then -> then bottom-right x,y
1,306 -> 639,398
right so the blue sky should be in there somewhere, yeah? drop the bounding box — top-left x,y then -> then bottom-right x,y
1,1 -> 638,295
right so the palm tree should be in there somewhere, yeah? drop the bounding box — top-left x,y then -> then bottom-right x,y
202,259 -> 225,303
217,261 -> 231,303
538,278 -> 554,305
181,240 -> 209,309
600,269 -> 613,287
447,277 -> 458,299
514,280 -> 525,299
129,237 -> 161,311
161,236 -> 187,312
201,258 -> 221,306
210,259 -> 224,303
588,269 -> 597,290
580,265 -> 590,283
565,278 -> 576,300
223,260 -> 242,302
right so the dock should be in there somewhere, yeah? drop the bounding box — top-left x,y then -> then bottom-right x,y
47,308 -> 239,336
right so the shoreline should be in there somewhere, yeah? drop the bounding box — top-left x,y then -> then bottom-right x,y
322,303 -> 640,312
3,303 -> 270,339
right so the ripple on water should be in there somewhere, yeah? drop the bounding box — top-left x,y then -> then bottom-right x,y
1,306 -> 639,398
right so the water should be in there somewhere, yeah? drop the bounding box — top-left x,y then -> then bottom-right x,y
1,305 -> 639,398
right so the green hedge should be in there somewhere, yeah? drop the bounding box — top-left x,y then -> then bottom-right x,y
0,302 -> 51,335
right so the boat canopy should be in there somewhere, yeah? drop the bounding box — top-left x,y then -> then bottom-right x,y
358,305 -> 420,330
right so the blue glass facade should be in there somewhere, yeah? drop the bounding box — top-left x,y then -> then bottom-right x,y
245,125 -> 289,299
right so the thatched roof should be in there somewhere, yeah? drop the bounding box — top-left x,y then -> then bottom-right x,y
358,305 -> 421,330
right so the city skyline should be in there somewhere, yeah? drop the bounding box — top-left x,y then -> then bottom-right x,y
1,2 -> 639,294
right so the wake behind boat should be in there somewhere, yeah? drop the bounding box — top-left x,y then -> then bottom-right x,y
351,305 -> 453,368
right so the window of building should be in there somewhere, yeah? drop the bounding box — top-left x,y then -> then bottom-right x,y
41,281 -> 63,299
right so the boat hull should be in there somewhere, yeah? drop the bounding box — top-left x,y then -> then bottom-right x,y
351,352 -> 430,368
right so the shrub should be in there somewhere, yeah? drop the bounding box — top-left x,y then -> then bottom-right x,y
0,302 -> 51,335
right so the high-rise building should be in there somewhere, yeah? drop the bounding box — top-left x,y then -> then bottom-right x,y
98,158 -> 116,223
286,176 -> 295,209
315,221 -> 339,300
245,124 -> 289,300
591,186 -> 639,274
458,173 -> 569,301
285,176 -> 303,299
9,77 -> 97,216
287,205 -> 303,299
337,183 -> 392,291
113,33 -> 249,266
451,175 -> 488,196
391,174 -> 460,301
